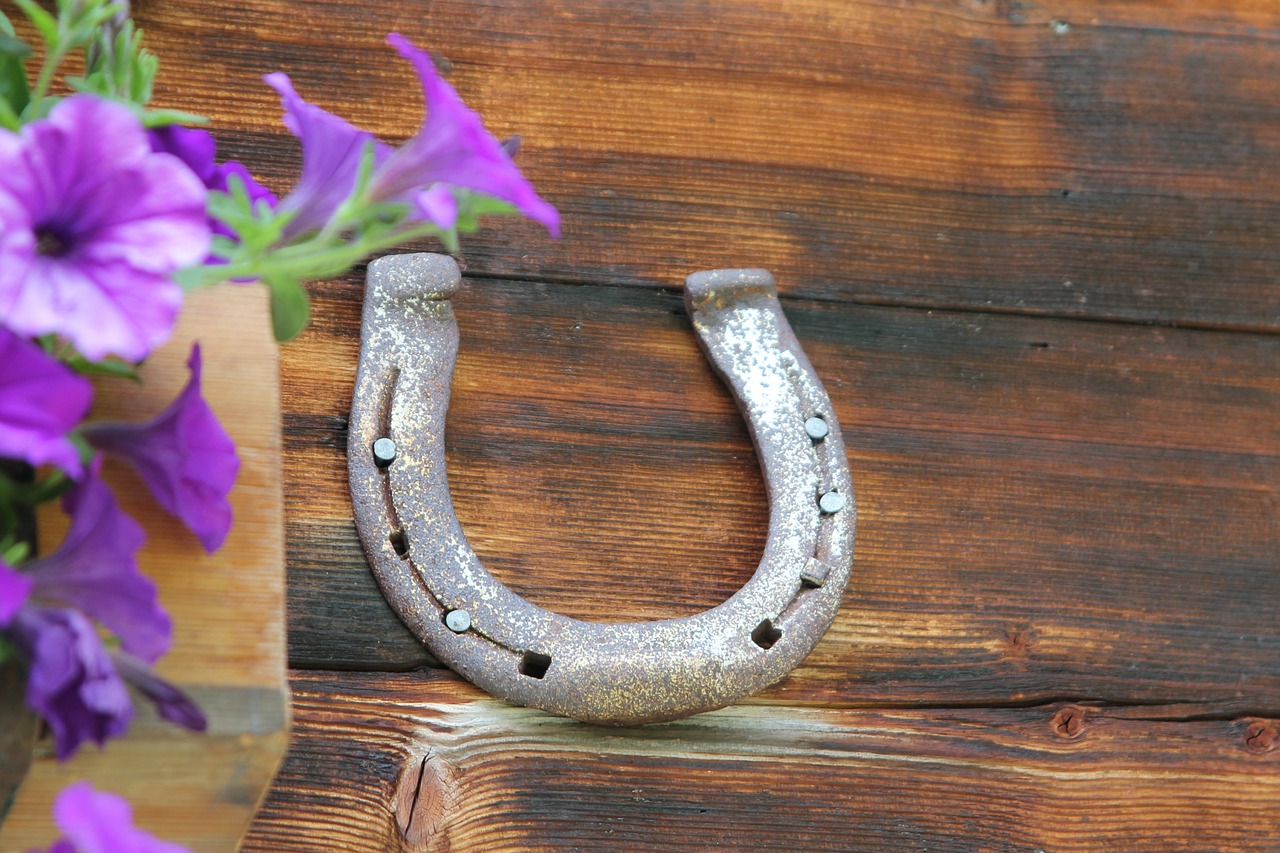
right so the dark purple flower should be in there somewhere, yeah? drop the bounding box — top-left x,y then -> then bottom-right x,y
0,328 -> 93,476
148,125 -> 278,243
113,652 -> 207,732
0,557 -> 32,625
8,606 -> 133,761
83,344 -> 238,554
25,469 -> 170,664
266,33 -> 558,238
265,72 -> 390,239
0,95 -> 210,361
37,780 -> 193,853
372,33 -> 560,236
146,124 -> 217,187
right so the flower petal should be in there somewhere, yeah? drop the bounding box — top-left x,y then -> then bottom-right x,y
18,257 -> 183,363
113,652 -> 207,732
10,607 -> 134,760
148,124 -> 218,186
84,343 -> 239,553
51,781 -> 193,853
27,470 -> 170,663
0,96 -> 209,361
266,72 -> 390,238
0,328 -> 92,475
414,184 -> 458,229
371,33 -> 560,237
0,558 -> 32,625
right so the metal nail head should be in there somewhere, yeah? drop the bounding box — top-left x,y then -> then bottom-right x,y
819,490 -> 846,514
804,416 -> 830,441
445,609 -> 472,633
373,437 -> 397,467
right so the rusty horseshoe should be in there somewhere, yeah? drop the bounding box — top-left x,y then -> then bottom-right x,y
348,253 -> 854,725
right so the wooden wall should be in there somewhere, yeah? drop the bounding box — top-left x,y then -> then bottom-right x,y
138,0 -> 1278,849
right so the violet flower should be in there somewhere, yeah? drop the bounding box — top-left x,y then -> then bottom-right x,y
266,32 -> 558,238
414,183 -> 458,230
0,328 -> 93,477
148,124 -> 278,243
0,557 -> 32,625
84,344 -> 238,554
0,95 -> 210,362
372,33 -> 560,235
264,72 -> 390,239
24,469 -> 170,664
37,780 -> 193,853
8,606 -> 134,761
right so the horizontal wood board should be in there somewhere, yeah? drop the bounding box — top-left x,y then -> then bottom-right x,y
284,272 -> 1279,711
241,670 -> 1280,852
136,0 -> 1280,328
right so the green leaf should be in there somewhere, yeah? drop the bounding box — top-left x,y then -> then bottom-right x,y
141,108 -> 207,128
0,96 -> 19,130
13,0 -> 57,45
0,32 -> 31,57
66,354 -> 141,381
266,276 -> 312,342
1,538 -> 29,564
173,265 -> 207,293
0,16 -> 22,117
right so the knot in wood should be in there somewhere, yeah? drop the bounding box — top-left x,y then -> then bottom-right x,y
1243,719 -> 1277,754
1051,705 -> 1087,739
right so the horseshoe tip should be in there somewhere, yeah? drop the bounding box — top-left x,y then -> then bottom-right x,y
684,268 -> 777,311
367,252 -> 462,301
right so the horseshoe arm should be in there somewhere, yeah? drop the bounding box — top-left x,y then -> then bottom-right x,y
348,254 -> 855,725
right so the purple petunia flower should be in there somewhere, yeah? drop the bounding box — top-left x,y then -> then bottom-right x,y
112,652 -> 207,733
24,468 -> 170,664
0,557 -> 32,625
414,183 -> 458,230
8,606 -> 134,761
0,328 -> 93,476
266,32 -> 558,238
148,124 -> 278,243
37,780 -> 193,853
0,95 -> 210,361
264,72 -> 390,239
83,344 -> 238,554
372,33 -> 560,235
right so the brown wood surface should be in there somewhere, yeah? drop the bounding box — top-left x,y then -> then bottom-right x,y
143,0 -> 1280,329
286,274 -> 1279,714
121,0 -> 1280,849
245,671 -> 1280,853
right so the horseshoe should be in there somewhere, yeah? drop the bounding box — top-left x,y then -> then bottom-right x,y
347,254 -> 854,725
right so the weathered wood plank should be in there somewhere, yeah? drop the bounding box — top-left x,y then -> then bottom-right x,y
242,670 -> 1280,853
284,273 -> 1280,710
136,0 -> 1280,327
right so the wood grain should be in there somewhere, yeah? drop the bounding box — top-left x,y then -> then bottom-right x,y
283,272 -> 1280,712
242,670 -> 1280,853
109,0 -> 1280,848
134,0 -> 1280,328
0,288 -> 289,853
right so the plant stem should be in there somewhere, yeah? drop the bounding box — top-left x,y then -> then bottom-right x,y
191,220 -> 445,288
